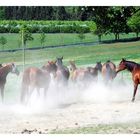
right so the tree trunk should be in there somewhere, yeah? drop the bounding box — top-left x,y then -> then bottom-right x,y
115,33 -> 117,41
117,33 -> 120,40
136,32 -> 139,38
98,35 -> 101,42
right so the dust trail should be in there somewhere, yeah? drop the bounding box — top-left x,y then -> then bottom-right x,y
1,72 -> 140,133
9,73 -> 136,114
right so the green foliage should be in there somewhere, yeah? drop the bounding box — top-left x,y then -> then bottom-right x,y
19,26 -> 34,46
127,10 -> 140,38
0,36 -> 7,50
108,7 -> 135,40
78,32 -> 85,41
0,20 -> 91,33
39,32 -> 46,46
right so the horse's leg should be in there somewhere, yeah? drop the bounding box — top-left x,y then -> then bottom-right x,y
132,83 -> 138,102
20,84 -> 28,104
0,85 -> 4,103
44,84 -> 49,99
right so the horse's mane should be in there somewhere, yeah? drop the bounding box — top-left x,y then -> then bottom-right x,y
125,60 -> 140,66
124,60 -> 140,72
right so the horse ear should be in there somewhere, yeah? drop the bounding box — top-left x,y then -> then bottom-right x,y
12,63 -> 15,67
122,58 -> 126,61
61,56 -> 63,60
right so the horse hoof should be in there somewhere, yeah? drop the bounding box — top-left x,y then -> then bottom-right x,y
131,99 -> 135,102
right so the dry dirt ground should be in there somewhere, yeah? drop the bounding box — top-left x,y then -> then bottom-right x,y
1,75 -> 140,134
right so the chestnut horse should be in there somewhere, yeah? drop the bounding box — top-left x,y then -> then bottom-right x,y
55,57 -> 70,86
102,60 -> 116,84
20,61 -> 57,104
116,58 -> 140,102
69,61 -> 92,82
0,63 -> 19,102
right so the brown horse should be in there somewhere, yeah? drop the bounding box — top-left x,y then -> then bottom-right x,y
116,58 -> 140,102
20,61 -> 57,104
0,63 -> 19,102
102,60 -> 116,84
69,60 -> 91,82
55,57 -> 70,86
86,61 -> 102,80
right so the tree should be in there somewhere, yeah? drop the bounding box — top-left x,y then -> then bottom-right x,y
93,26 -> 105,42
19,26 -> 34,68
108,7 -> 135,40
92,7 -> 110,42
39,32 -> 46,47
55,7 -> 68,20
78,32 -> 85,42
0,36 -> 7,50
127,10 -> 140,38
19,26 -> 34,46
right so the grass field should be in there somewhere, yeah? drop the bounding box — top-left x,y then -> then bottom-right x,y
0,32 -> 137,50
0,39 -> 140,68
50,122 -> 140,134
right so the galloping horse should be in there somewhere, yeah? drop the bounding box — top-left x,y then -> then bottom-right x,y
55,57 -> 70,86
116,58 -> 140,102
102,60 -> 116,84
20,61 -> 57,104
69,60 -> 91,82
0,63 -> 19,102
86,61 -> 102,81
95,61 -> 102,72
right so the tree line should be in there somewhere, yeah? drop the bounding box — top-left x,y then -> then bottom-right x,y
0,6 -> 140,41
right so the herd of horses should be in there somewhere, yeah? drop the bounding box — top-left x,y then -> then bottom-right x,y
0,57 -> 140,104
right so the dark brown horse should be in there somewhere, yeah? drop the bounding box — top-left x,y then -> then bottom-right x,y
86,61 -> 103,81
0,63 -> 19,102
102,60 -> 116,84
55,57 -> 70,86
116,58 -> 140,102
20,61 -> 57,104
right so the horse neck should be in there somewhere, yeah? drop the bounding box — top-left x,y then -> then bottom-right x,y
0,65 -> 11,78
125,61 -> 137,72
70,63 -> 77,71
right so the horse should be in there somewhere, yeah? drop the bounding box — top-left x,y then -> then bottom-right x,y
116,58 -> 140,102
95,61 -> 102,72
102,60 -> 116,84
20,61 -> 57,104
55,57 -> 70,86
69,60 -> 91,82
0,63 -> 19,102
86,61 -> 102,81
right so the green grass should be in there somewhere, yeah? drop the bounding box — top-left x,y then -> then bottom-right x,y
0,40 -> 140,65
0,33 -> 137,50
50,122 -> 140,134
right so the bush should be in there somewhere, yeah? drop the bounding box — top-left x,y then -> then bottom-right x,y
0,20 -> 93,33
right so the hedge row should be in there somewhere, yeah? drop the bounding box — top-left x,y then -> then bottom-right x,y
0,20 -> 96,33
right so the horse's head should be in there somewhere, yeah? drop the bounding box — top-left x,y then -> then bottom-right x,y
69,60 -> 76,71
95,61 -> 102,72
116,58 -> 127,73
10,63 -> 20,76
56,56 -> 63,66
42,61 -> 57,77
